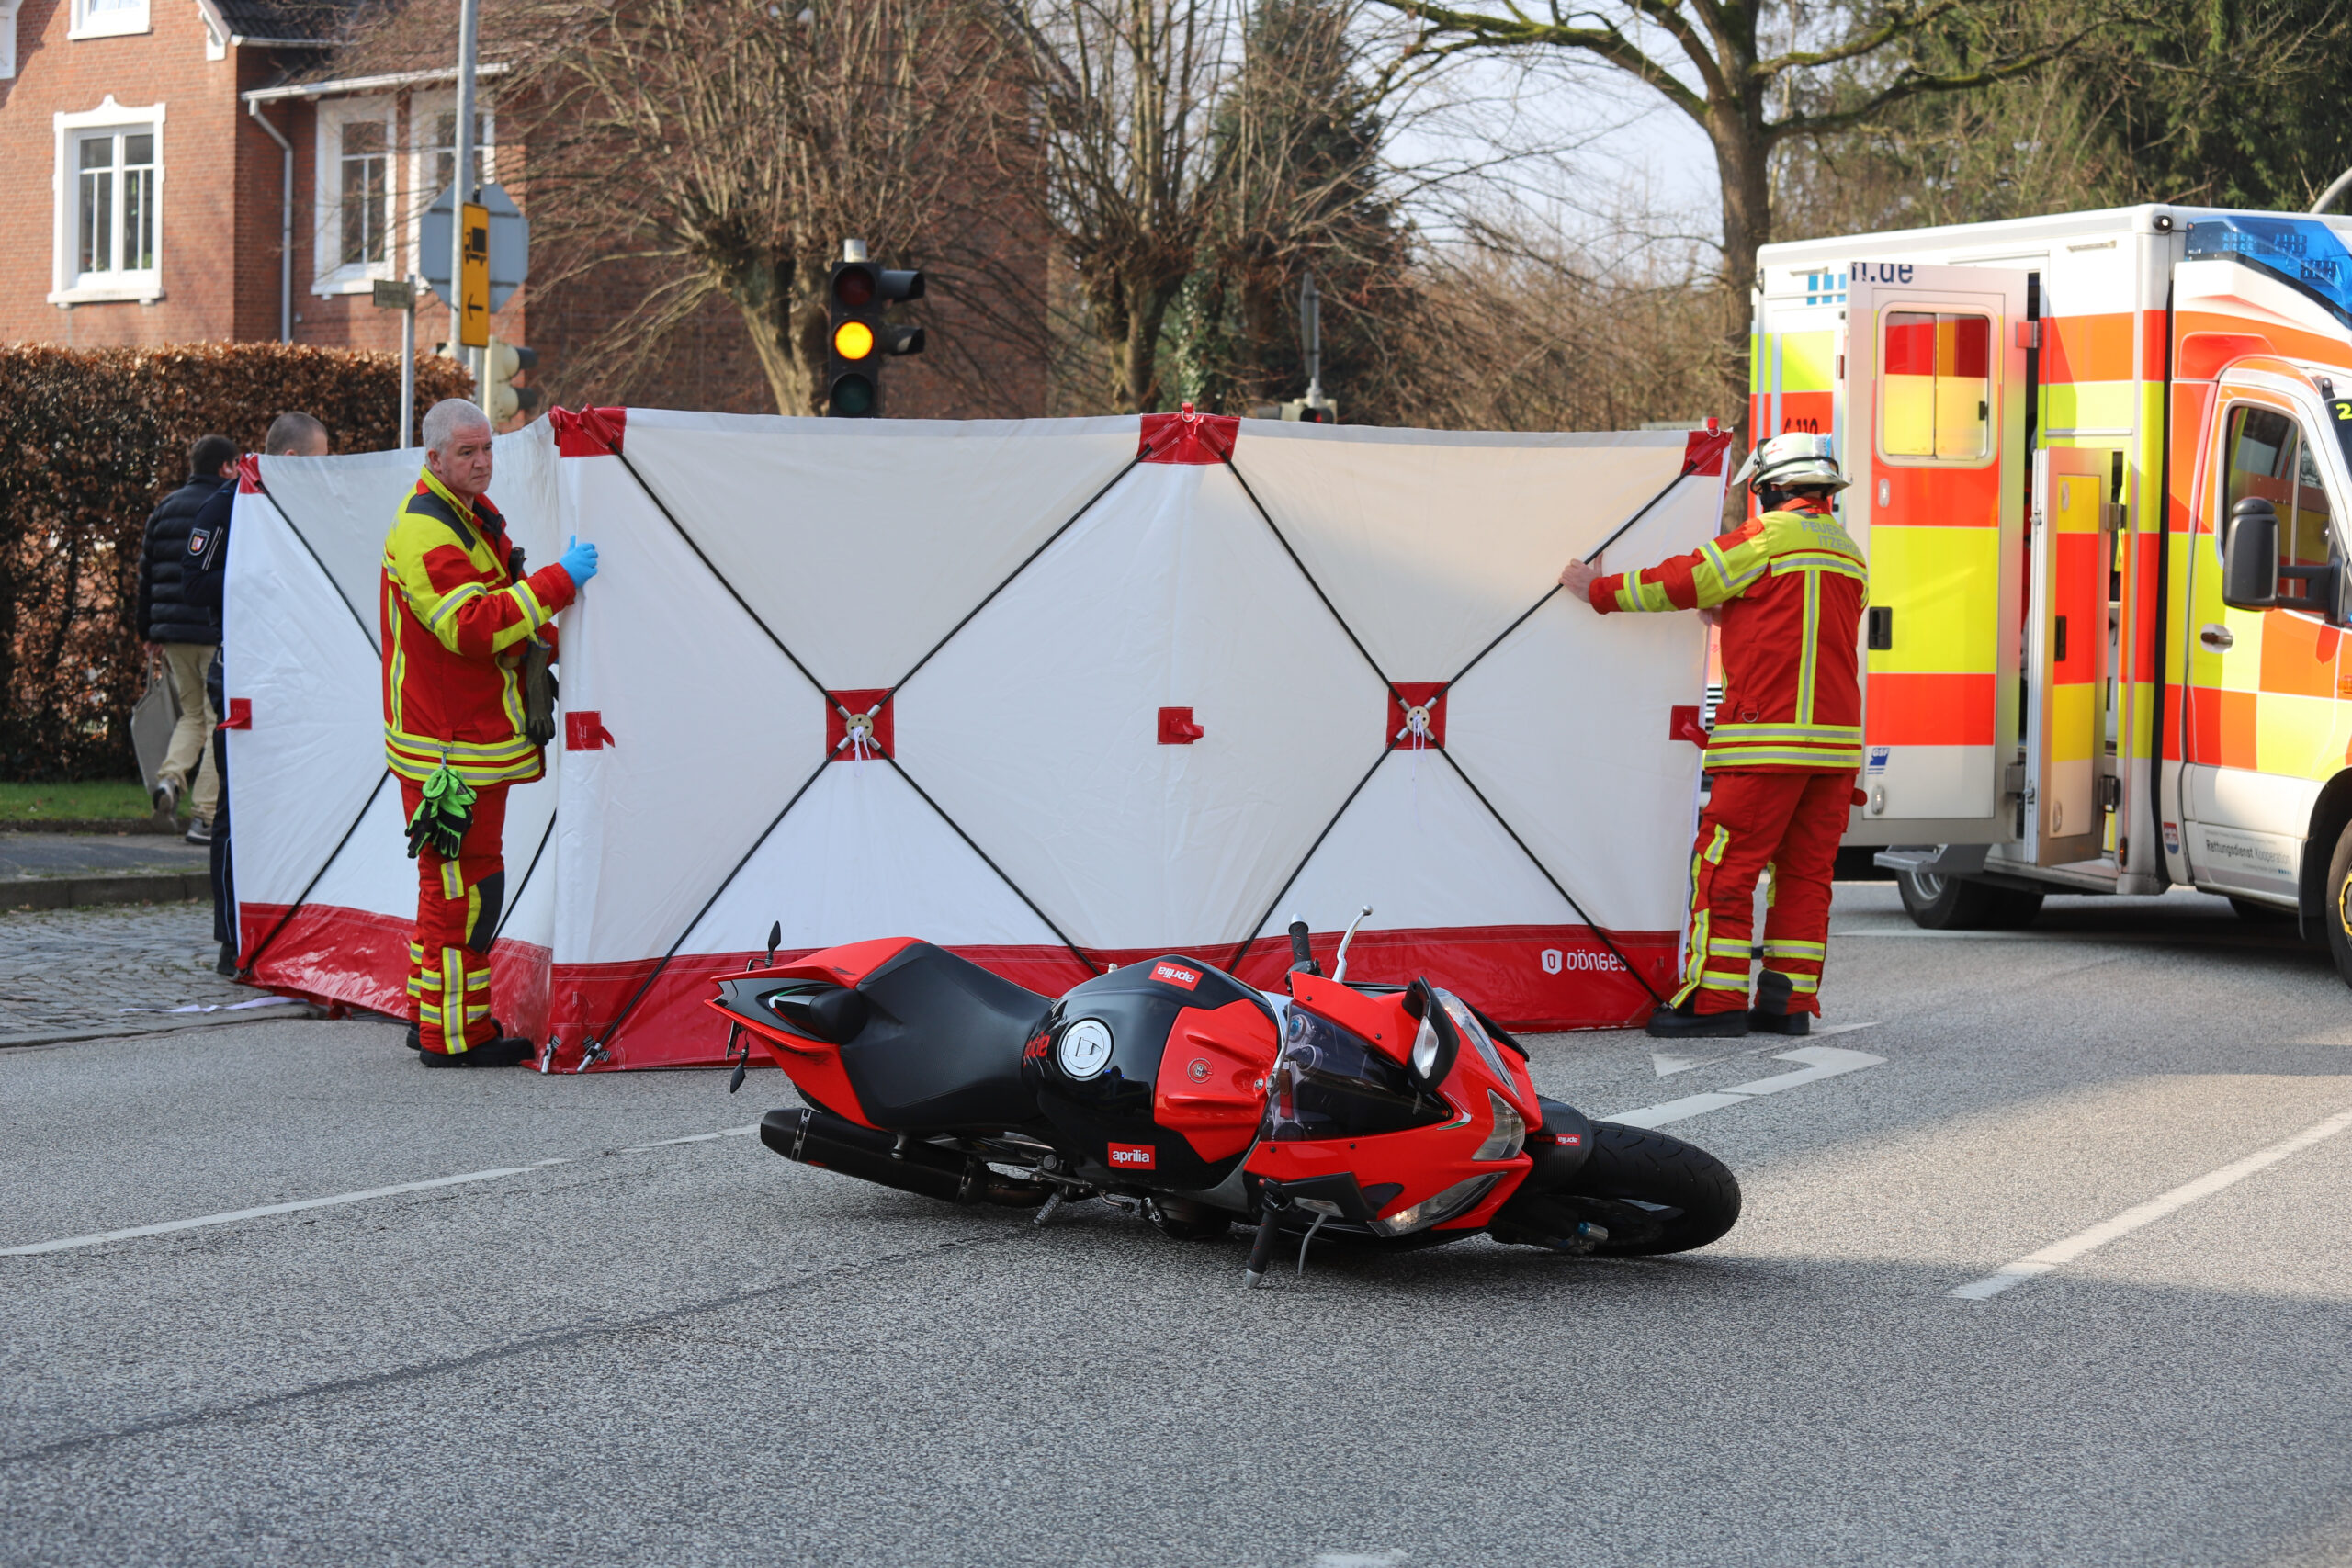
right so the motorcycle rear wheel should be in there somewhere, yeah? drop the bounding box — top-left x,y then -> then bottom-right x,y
1557,1121 -> 1742,1256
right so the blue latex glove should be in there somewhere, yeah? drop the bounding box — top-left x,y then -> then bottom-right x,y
559,535 -> 599,588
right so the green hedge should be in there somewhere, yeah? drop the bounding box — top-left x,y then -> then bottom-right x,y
0,344 -> 471,781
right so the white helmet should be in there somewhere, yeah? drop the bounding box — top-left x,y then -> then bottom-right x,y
1734,432 -> 1850,495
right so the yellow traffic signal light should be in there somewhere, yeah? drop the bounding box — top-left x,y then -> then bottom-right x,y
826,243 -> 926,417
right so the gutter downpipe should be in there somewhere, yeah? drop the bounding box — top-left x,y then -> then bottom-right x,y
246,98 -> 293,343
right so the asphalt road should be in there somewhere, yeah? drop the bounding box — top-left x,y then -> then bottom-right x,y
6,884 -> 2351,1567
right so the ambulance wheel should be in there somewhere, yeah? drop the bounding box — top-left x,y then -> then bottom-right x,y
1896,870 -> 2043,931
2322,821 -> 2352,990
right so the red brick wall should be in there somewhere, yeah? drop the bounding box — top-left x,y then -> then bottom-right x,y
0,0 -> 252,345
0,6 -> 1047,423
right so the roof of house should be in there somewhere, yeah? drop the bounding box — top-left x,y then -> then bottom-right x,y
209,0 -> 364,45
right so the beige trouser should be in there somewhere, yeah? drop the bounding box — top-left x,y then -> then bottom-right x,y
158,641 -> 220,819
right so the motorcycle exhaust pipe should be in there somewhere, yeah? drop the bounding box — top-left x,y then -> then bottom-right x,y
758,1107 -> 1043,1207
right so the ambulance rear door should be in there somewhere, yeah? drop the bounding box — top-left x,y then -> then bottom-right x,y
1841,261 -> 2033,844
2025,446 -> 2117,864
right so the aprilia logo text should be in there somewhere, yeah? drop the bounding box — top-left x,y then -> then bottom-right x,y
1108,1143 -> 1156,1168
1150,961 -> 1202,990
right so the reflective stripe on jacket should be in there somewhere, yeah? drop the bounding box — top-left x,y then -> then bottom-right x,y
380,467 -> 577,786
1589,504 -> 1868,772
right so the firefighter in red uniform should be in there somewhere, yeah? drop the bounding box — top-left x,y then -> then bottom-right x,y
1561,433 -> 1866,1039
384,399 -> 602,1066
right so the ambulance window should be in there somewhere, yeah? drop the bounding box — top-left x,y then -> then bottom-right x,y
2220,404 -> 2336,602
1881,310 -> 1992,462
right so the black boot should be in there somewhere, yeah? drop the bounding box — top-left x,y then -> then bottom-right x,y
402,1021 -> 422,1052
1748,970 -> 1810,1036
216,942 -> 239,977
420,1035 -> 534,1068
1645,1000 -> 1749,1038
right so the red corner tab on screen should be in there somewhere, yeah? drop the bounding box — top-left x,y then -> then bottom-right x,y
235,453 -> 265,494
222,697 -> 253,731
565,710 -> 616,750
551,407 -> 628,458
1681,421 -> 1734,477
1139,405 -> 1238,466
1669,705 -> 1706,745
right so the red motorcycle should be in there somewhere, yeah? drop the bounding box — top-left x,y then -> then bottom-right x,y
709,916 -> 1740,1281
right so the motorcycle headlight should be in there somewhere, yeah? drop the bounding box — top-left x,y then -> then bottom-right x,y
1471,1089 -> 1525,1162
1368,1173 -> 1502,1237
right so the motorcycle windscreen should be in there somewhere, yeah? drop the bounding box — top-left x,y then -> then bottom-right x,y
1841,263 -> 2030,843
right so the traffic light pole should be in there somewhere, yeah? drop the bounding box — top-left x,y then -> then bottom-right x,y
450,0 -> 480,399
401,276 -> 417,446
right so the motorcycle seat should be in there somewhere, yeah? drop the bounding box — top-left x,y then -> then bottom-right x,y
842,942 -> 1053,1132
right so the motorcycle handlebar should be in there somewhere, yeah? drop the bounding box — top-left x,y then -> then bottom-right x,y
1287,919 -> 1318,976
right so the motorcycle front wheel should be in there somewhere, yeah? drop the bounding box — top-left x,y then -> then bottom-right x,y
1557,1121 -> 1742,1256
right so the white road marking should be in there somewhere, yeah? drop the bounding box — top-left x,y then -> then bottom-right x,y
618,1125 -> 759,1153
1606,1045 -> 1886,1129
1,1161 -> 572,1256
3,1123 -> 766,1258
1651,1021 -> 1881,1076
1950,1104 -> 2352,1301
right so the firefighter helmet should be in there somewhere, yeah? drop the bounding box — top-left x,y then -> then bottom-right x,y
1736,432 -> 1851,495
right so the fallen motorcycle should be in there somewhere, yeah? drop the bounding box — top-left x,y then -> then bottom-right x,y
710,913 -> 1739,1281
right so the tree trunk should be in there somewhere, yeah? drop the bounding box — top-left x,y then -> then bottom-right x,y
1711,106 -> 1774,445
1117,276 -> 1173,412
722,254 -> 814,415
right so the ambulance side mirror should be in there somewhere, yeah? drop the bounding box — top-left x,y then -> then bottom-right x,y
2222,498 -> 2279,610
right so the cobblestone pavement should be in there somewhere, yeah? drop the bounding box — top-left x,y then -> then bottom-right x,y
0,902 -> 294,1045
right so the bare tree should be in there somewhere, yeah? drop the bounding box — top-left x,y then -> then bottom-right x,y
529,0 -> 1042,414
1374,0 -> 2082,423
335,0 -> 1040,416
1180,0 -> 1414,412
1002,0 -> 1239,413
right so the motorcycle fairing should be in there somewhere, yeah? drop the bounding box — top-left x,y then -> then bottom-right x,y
1249,978 -> 1533,1234
1029,956 -> 1277,1190
1150,1000 -> 1281,1163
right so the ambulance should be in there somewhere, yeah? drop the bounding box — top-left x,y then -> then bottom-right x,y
1750,207 -> 2352,982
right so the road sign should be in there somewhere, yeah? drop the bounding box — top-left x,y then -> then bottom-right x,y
420,181 -> 527,312
458,201 -> 491,347
370,278 -> 415,310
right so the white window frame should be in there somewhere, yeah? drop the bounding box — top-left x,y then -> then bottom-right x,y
67,0 -> 150,39
1,0 -> 24,79
313,95 -> 399,295
406,90 -> 495,276
50,96 -> 165,305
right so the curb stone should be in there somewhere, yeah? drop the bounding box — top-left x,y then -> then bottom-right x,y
3,874 -> 212,910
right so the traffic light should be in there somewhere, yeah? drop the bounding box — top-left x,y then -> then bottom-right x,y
484,336 -> 541,424
826,243 -> 925,417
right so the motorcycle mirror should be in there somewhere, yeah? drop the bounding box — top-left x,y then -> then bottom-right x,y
1402,978 -> 1458,1087
764,920 -> 781,967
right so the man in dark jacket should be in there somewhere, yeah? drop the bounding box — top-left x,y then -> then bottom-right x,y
185,412 -> 330,974
139,434 -> 236,844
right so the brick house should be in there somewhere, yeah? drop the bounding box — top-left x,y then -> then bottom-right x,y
0,0 -> 1046,431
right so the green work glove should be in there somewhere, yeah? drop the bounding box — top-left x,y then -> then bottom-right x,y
405,762 -> 477,861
